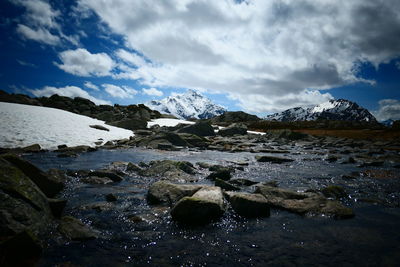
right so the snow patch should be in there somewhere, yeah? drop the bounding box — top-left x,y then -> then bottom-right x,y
0,102 -> 133,150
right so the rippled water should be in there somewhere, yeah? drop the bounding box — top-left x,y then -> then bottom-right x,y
24,147 -> 400,266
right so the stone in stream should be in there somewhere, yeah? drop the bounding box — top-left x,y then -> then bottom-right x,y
48,198 -> 67,218
21,143 -> 42,153
80,176 -> 114,185
214,178 -> 241,191
88,170 -> 123,182
255,155 -> 294,164
255,185 -> 354,219
171,187 -> 226,225
58,216 -> 98,241
224,192 -> 270,218
229,178 -> 259,186
206,168 -> 232,181
2,154 -> 65,198
321,185 -> 347,199
147,181 -> 203,206
140,160 -> 197,182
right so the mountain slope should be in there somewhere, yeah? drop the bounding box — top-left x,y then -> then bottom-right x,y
265,99 -> 377,123
146,89 -> 226,119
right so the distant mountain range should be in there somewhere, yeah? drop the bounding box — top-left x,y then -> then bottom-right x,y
265,99 -> 378,123
146,89 -> 226,119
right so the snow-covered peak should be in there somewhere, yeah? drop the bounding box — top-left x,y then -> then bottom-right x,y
266,99 -> 377,123
146,90 -> 226,119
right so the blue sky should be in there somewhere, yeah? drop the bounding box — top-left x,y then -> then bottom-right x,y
0,0 -> 399,121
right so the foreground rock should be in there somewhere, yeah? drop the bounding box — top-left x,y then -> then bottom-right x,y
225,192 -> 270,218
255,185 -> 354,219
140,160 -> 197,182
58,216 -> 98,241
171,187 -> 225,225
147,181 -> 203,206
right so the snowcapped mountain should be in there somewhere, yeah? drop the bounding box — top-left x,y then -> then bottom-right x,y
146,89 -> 227,119
265,99 -> 377,123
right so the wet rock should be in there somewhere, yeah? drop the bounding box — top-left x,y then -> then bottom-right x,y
89,170 -> 123,182
321,185 -> 347,199
255,155 -> 294,164
325,155 -> 339,162
225,192 -> 270,218
89,124 -> 109,131
2,154 -> 65,197
171,187 -> 226,225
140,160 -> 197,181
105,193 -> 117,202
58,216 -> 98,241
360,169 -> 399,179
197,162 -> 212,169
341,157 -> 356,164
215,178 -> 240,191
206,169 -> 232,181
21,144 -> 42,153
56,145 -> 96,153
80,176 -> 114,184
178,133 -> 209,148
157,143 -> 175,150
358,161 -> 384,168
126,162 -> 142,172
147,181 -> 203,206
48,198 -> 67,218
177,121 -> 215,136
80,202 -> 114,212
57,151 -> 78,158
255,185 -> 354,219
218,123 -> 248,137
229,178 -> 259,186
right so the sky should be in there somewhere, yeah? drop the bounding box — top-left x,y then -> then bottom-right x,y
0,0 -> 399,121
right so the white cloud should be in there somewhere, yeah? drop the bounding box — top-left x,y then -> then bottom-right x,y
16,24 -> 60,45
56,48 -> 115,77
78,0 -> 400,113
102,84 -> 138,98
12,0 -> 78,46
142,87 -> 163,97
84,81 -> 99,91
373,99 -> 400,121
29,85 -> 111,105
17,59 -> 37,68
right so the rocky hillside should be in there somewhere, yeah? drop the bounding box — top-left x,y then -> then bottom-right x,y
146,89 -> 226,119
265,99 -> 377,123
0,90 -> 162,130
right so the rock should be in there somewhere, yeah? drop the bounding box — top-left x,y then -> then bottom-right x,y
358,161 -> 384,167
360,169 -> 399,179
178,133 -> 209,148
57,151 -> 78,158
89,170 -> 123,182
56,145 -> 96,153
229,178 -> 259,186
321,185 -> 347,199
255,155 -> 294,164
89,124 -> 109,131
105,193 -> 117,202
80,176 -> 114,184
218,123 -> 248,136
48,198 -> 67,218
265,129 -> 309,141
255,185 -> 354,218
134,129 -> 153,136
140,160 -> 196,182
21,144 -> 42,153
171,187 -> 225,225
157,143 -> 175,150
108,118 -> 147,130
147,181 -> 203,206
126,162 -> 142,172
2,154 -> 65,197
80,202 -> 114,212
214,178 -> 240,191
210,111 -> 260,126
206,169 -> 232,181
225,192 -> 270,218
197,162 -> 212,169
177,121 -> 216,136
58,216 -> 98,241
0,230 -> 42,267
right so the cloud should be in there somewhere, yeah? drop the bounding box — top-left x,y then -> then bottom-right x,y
16,24 -> 60,45
373,99 -> 400,121
77,0 -> 400,113
16,59 -> 37,68
142,87 -> 163,97
102,84 -> 138,98
29,85 -> 111,105
84,81 -> 99,91
11,0 -> 78,45
56,48 -> 115,77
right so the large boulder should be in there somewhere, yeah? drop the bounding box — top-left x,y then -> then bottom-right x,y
2,154 -> 65,197
147,181 -> 203,206
177,121 -> 215,136
255,185 -> 354,219
225,192 -> 270,218
57,216 -> 98,241
171,187 -> 226,225
218,123 -> 248,136
140,160 -> 196,182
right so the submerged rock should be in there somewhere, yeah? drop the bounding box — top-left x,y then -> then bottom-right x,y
225,192 -> 270,218
58,216 -> 98,241
147,181 -> 203,206
255,155 -> 294,164
255,185 -> 354,219
171,187 -> 226,225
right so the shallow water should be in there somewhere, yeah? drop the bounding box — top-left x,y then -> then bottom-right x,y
24,147 -> 400,266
